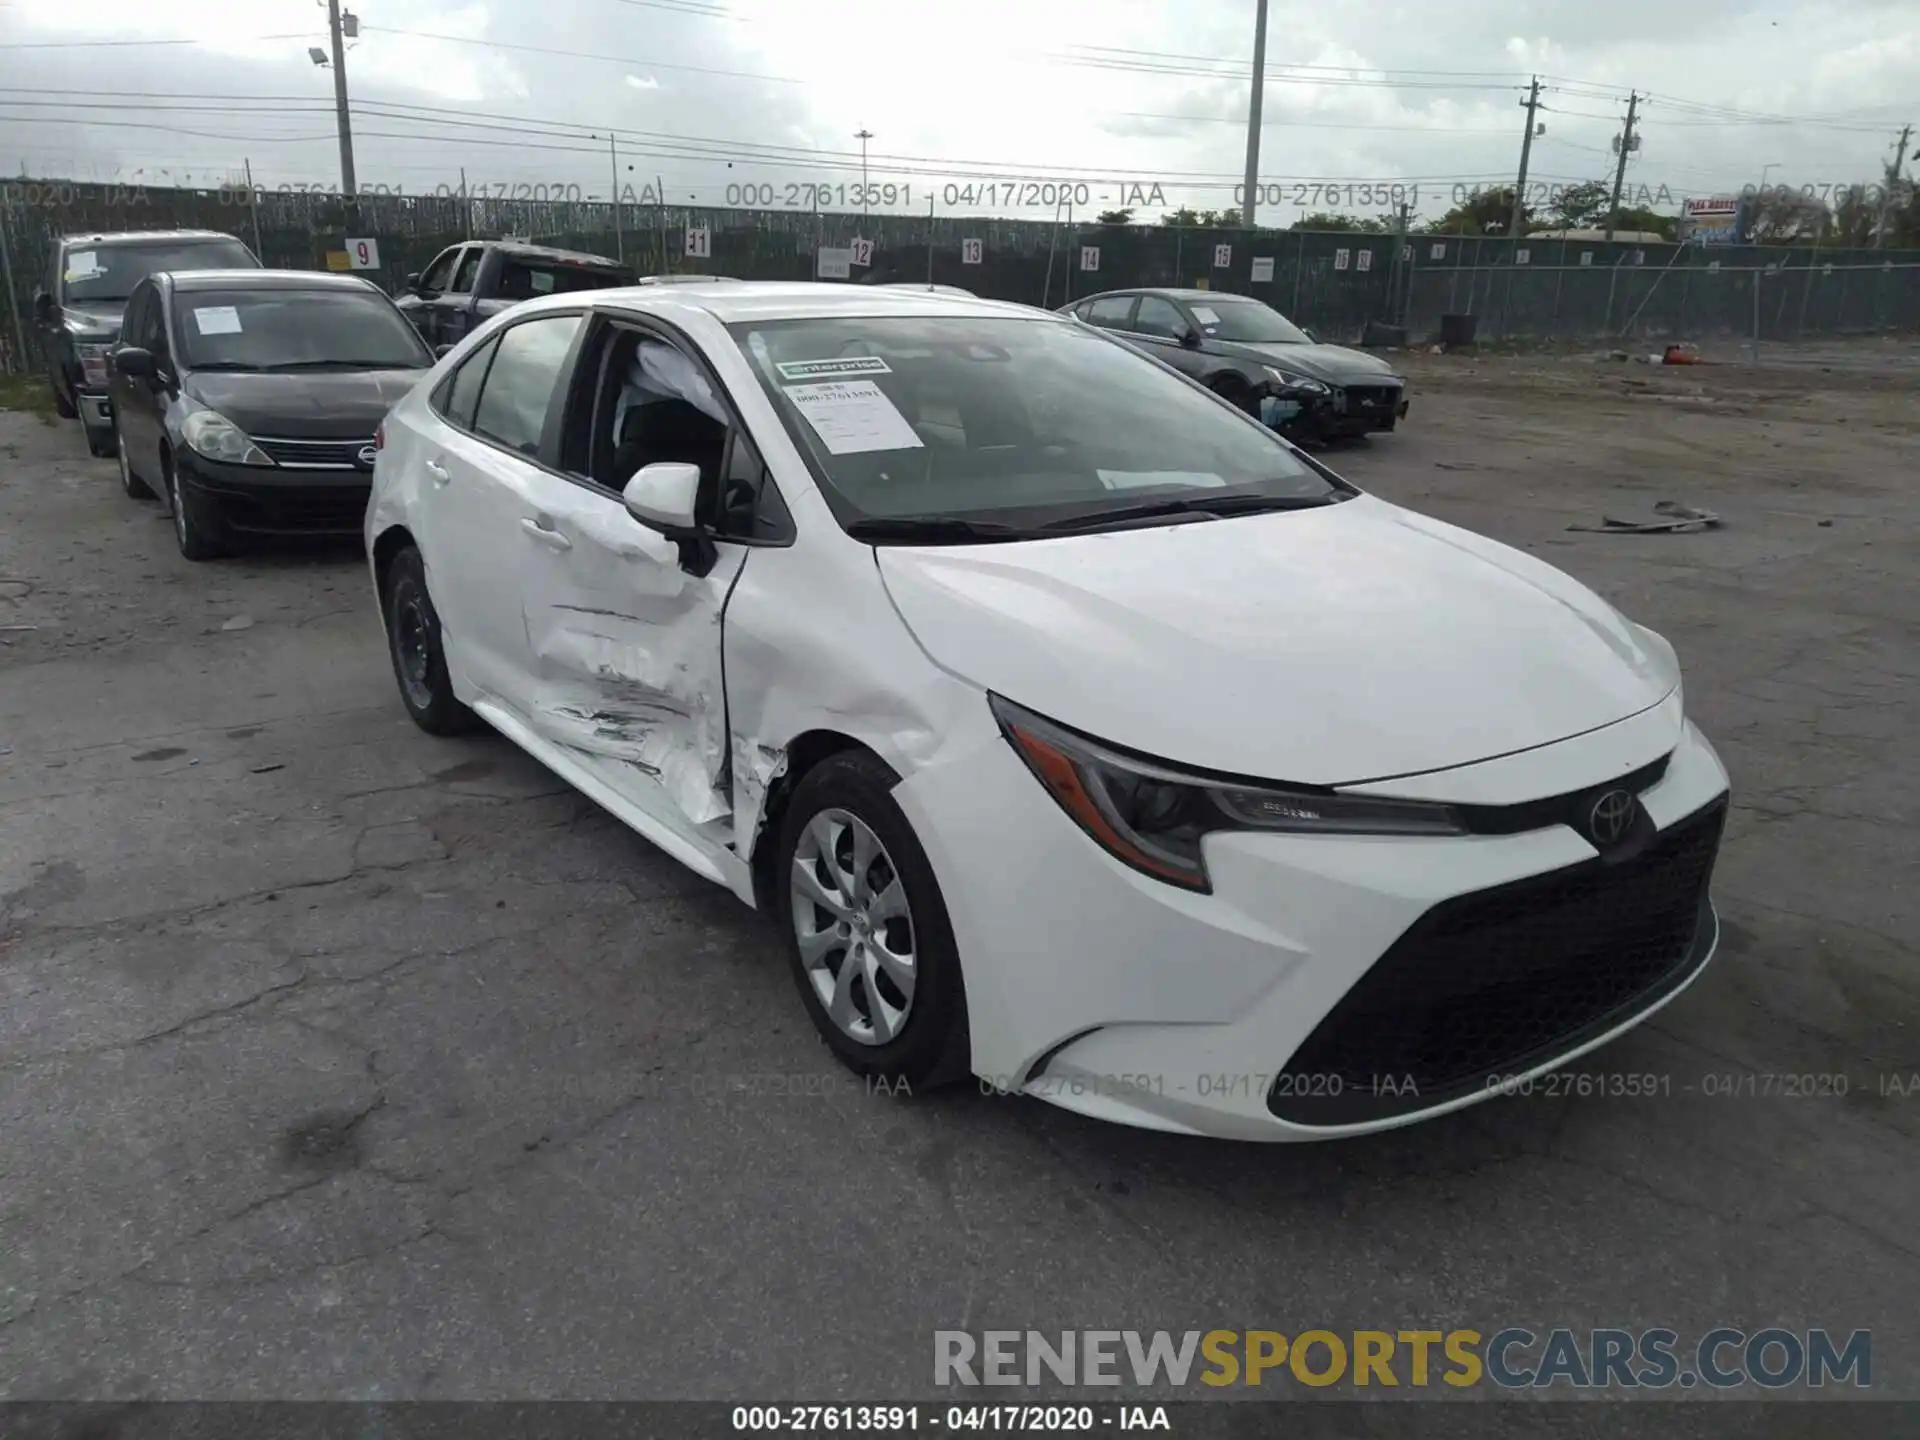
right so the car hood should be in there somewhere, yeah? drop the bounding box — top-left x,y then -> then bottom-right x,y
182,368 -> 429,438
876,495 -> 1678,786
1220,340 -> 1400,383
62,303 -> 126,341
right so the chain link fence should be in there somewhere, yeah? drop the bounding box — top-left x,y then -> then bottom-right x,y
3,180 -> 1918,374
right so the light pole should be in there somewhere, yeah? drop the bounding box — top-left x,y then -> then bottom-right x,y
324,0 -> 356,201
855,128 -> 873,222
594,133 -> 627,262
1241,0 -> 1268,229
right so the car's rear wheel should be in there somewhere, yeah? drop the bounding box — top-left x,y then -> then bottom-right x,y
164,451 -> 229,561
84,423 -> 115,458
775,751 -> 970,1091
382,545 -> 479,736
1208,374 -> 1258,415
117,424 -> 152,499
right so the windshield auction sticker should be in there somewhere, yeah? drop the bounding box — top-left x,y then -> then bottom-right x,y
192,307 -> 244,336
775,356 -> 892,381
785,379 -> 923,455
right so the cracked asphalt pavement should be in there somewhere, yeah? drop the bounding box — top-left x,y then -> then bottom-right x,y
2,343 -> 1917,1403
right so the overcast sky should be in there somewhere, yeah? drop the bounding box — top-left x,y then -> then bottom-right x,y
0,0 -> 1913,224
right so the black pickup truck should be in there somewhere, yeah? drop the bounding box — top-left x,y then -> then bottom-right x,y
393,240 -> 634,351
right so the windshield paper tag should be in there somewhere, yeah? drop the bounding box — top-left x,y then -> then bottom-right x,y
786,379 -> 923,455
775,357 -> 892,381
192,306 -> 243,336
64,251 -> 101,281
1190,305 -> 1221,325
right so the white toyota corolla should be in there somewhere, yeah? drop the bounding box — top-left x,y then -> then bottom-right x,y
365,282 -> 1730,1141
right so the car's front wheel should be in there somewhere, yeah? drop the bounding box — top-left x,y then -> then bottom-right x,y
117,425 -> 152,499
382,545 -> 478,736
163,451 -> 228,561
775,750 -> 970,1091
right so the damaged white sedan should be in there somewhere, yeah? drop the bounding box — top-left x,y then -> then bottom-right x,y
366,282 -> 1731,1140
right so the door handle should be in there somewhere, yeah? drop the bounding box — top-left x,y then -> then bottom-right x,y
520,517 -> 573,550
425,457 -> 450,485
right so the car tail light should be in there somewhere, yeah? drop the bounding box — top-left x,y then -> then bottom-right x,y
373,423 -> 385,451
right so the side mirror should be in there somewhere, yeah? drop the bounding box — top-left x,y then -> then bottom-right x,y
113,347 -> 156,380
622,461 -> 702,534
33,291 -> 55,322
433,343 -> 454,359
404,272 -> 423,293
1179,327 -> 1202,349
1301,328 -> 1319,343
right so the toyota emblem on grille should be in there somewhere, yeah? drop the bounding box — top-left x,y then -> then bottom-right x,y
1587,789 -> 1636,846
356,445 -> 378,468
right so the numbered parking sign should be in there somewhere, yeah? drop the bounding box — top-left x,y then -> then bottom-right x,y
1516,247 -> 1531,265
1212,244 -> 1232,269
851,238 -> 874,268
345,237 -> 380,270
685,225 -> 711,259
1356,249 -> 1372,272
1334,248 -> 1350,271
1080,246 -> 1100,272
1430,242 -> 1446,260
1250,256 -> 1274,283
1579,250 -> 1594,267
961,237 -> 983,265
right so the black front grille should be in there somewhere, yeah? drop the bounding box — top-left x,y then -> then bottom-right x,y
217,486 -> 369,534
1340,385 -> 1401,413
1269,797 -> 1726,1126
254,435 -> 373,469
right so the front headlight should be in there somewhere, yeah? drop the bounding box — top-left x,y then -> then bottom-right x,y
76,343 -> 112,387
991,695 -> 1464,893
1262,366 -> 1329,395
182,409 -> 276,467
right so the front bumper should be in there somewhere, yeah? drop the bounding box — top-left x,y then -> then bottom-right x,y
176,450 -> 372,536
892,700 -> 1730,1141
1263,381 -> 1407,440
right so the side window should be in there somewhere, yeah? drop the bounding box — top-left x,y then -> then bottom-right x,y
1086,295 -> 1135,330
471,315 -> 582,456
117,287 -> 146,349
717,428 -> 793,542
434,335 -> 500,430
139,286 -> 170,360
418,247 -> 460,293
451,248 -> 484,296
1133,296 -> 1188,339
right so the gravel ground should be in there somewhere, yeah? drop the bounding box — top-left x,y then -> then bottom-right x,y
1,341 -> 1916,1413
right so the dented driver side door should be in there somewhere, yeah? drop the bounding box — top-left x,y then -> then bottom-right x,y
507,318 -> 747,836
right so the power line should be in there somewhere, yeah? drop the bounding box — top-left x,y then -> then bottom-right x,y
356,25 -> 808,85
0,31 -> 309,48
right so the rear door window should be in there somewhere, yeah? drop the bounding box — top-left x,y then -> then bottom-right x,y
437,336 -> 500,430
470,314 -> 584,456
1085,295 -> 1136,330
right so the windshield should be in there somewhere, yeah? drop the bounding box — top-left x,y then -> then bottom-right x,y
731,316 -> 1338,530
1190,298 -> 1313,345
497,258 -> 630,300
173,287 -> 434,371
61,238 -> 256,305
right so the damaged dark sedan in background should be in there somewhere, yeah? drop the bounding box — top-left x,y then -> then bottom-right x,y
1062,287 -> 1409,443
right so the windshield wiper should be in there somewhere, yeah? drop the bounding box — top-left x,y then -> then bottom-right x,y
844,515 -> 1037,545
256,359 -> 414,370
186,361 -> 264,371
1040,492 -> 1341,533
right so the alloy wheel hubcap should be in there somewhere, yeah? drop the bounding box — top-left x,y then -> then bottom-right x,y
790,809 -> 916,1046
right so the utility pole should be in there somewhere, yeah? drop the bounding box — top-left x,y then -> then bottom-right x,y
855,128 -> 874,224
598,133 -> 624,262
1241,0 -> 1269,230
325,0 -> 357,201
1510,77 -> 1540,242
1876,124 -> 1912,248
1606,91 -> 1640,241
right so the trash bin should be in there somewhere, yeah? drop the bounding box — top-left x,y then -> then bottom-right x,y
1362,322 -> 1409,348
1439,313 -> 1478,347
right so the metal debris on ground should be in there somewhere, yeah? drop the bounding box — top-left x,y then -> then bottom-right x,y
220,615 -> 255,632
250,763 -> 286,774
1568,500 -> 1723,534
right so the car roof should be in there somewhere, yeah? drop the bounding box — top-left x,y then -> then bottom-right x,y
164,269 -> 375,293
1077,288 -> 1259,303
562,280 -> 1058,324
487,241 -> 625,267
59,230 -> 247,247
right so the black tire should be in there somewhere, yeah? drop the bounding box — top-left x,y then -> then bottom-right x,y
163,450 -> 229,561
84,423 -> 115,458
51,375 -> 76,419
774,750 -> 971,1091
1208,374 -> 1259,416
382,545 -> 479,736
116,422 -> 153,499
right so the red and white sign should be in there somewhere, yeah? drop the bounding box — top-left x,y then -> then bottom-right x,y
851,238 -> 874,267
345,237 -> 380,270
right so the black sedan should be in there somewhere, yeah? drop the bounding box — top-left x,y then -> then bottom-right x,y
108,270 -> 435,559
1060,289 -> 1408,442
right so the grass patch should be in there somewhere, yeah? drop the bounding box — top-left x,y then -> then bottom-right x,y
0,371 -> 57,425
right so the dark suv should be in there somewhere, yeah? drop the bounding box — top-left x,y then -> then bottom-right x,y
35,229 -> 259,456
